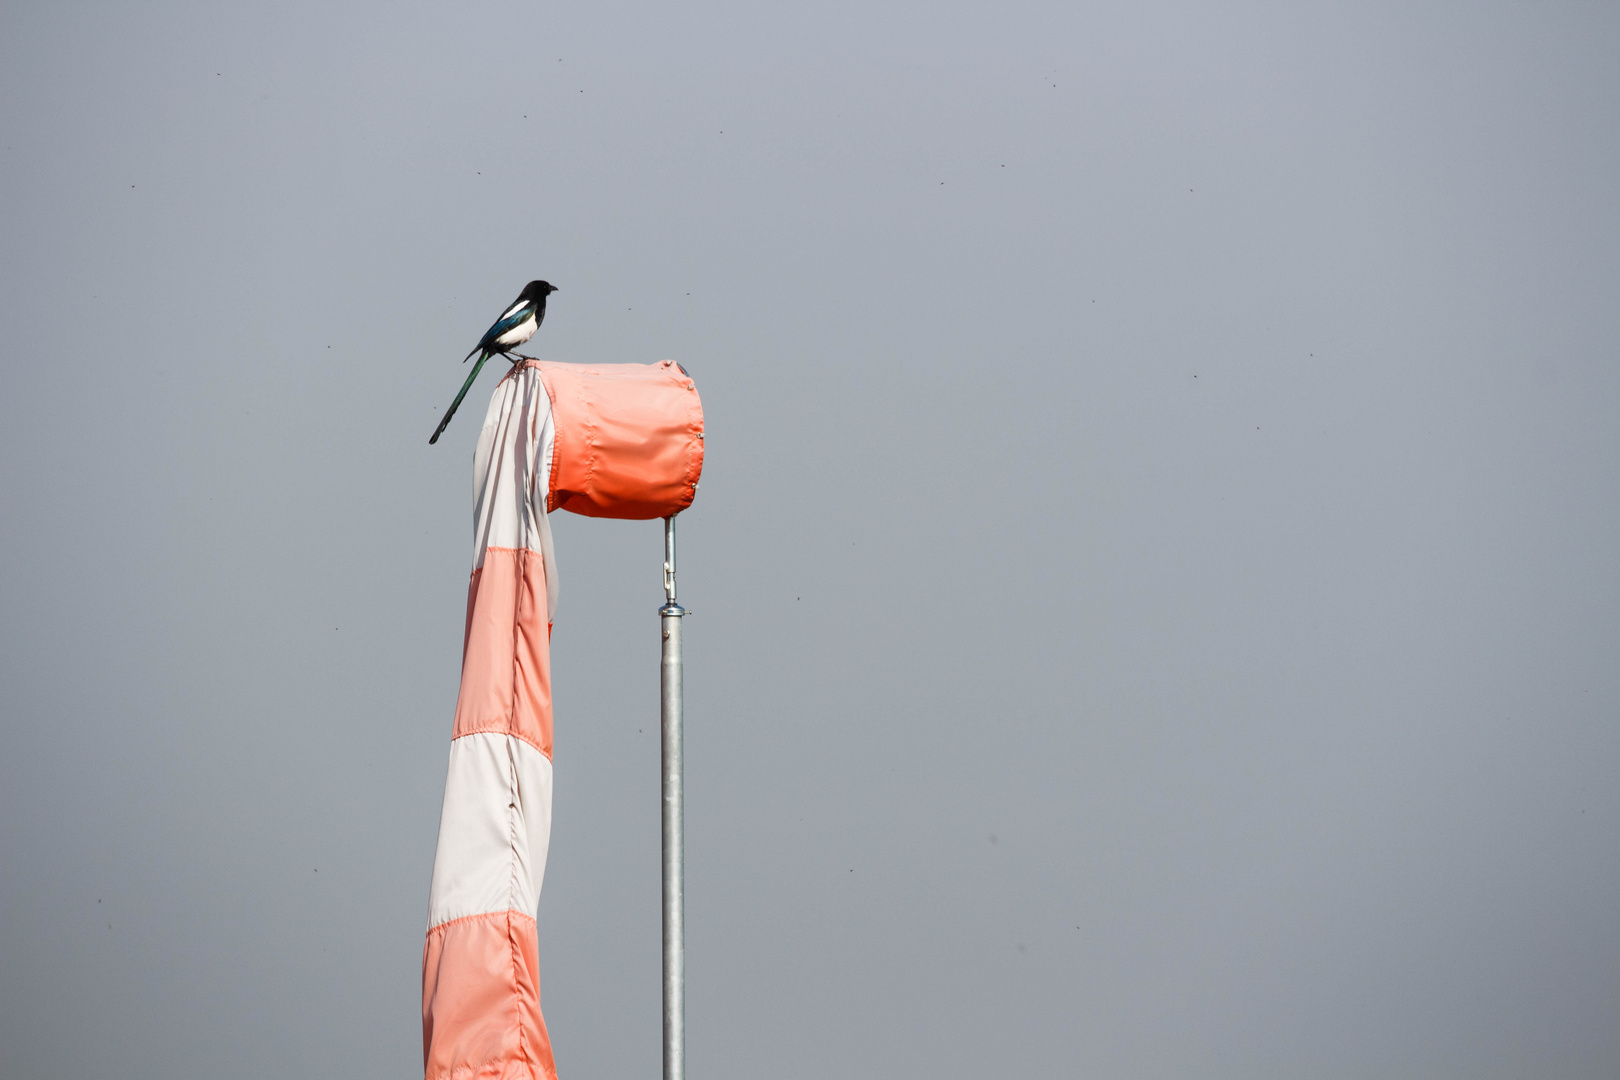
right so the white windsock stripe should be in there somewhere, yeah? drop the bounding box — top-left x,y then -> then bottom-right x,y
470,366 -> 557,623
427,731 -> 554,930
471,366 -> 555,560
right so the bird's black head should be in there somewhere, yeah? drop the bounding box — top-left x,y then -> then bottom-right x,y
523,280 -> 558,299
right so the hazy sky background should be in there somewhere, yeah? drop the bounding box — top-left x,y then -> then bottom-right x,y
2,3 -> 1618,1077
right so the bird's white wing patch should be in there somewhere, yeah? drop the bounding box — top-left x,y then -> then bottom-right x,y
493,313 -> 538,347
502,301 -> 528,320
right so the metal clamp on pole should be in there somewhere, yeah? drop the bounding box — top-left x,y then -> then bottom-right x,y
659,514 -> 687,1080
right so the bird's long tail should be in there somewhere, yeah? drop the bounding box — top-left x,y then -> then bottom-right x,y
429,350 -> 492,444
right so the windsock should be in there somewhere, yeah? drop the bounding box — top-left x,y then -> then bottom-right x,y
422,359 -> 703,1080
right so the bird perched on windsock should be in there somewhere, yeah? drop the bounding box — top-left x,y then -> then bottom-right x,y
430,280 -> 557,444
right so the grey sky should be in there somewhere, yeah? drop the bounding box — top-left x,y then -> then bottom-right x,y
2,2 -> 1618,1077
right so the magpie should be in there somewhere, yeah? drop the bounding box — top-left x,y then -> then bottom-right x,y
429,280 -> 558,444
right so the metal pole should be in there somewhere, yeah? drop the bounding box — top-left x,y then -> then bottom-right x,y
659,515 -> 686,1080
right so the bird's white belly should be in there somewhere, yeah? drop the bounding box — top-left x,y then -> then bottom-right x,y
494,314 -> 537,348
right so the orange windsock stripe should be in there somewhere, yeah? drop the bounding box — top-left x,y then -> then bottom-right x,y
456,549 -> 553,759
534,359 -> 703,521
423,912 -> 554,1080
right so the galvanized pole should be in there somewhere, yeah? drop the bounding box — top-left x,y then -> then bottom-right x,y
659,515 -> 687,1080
